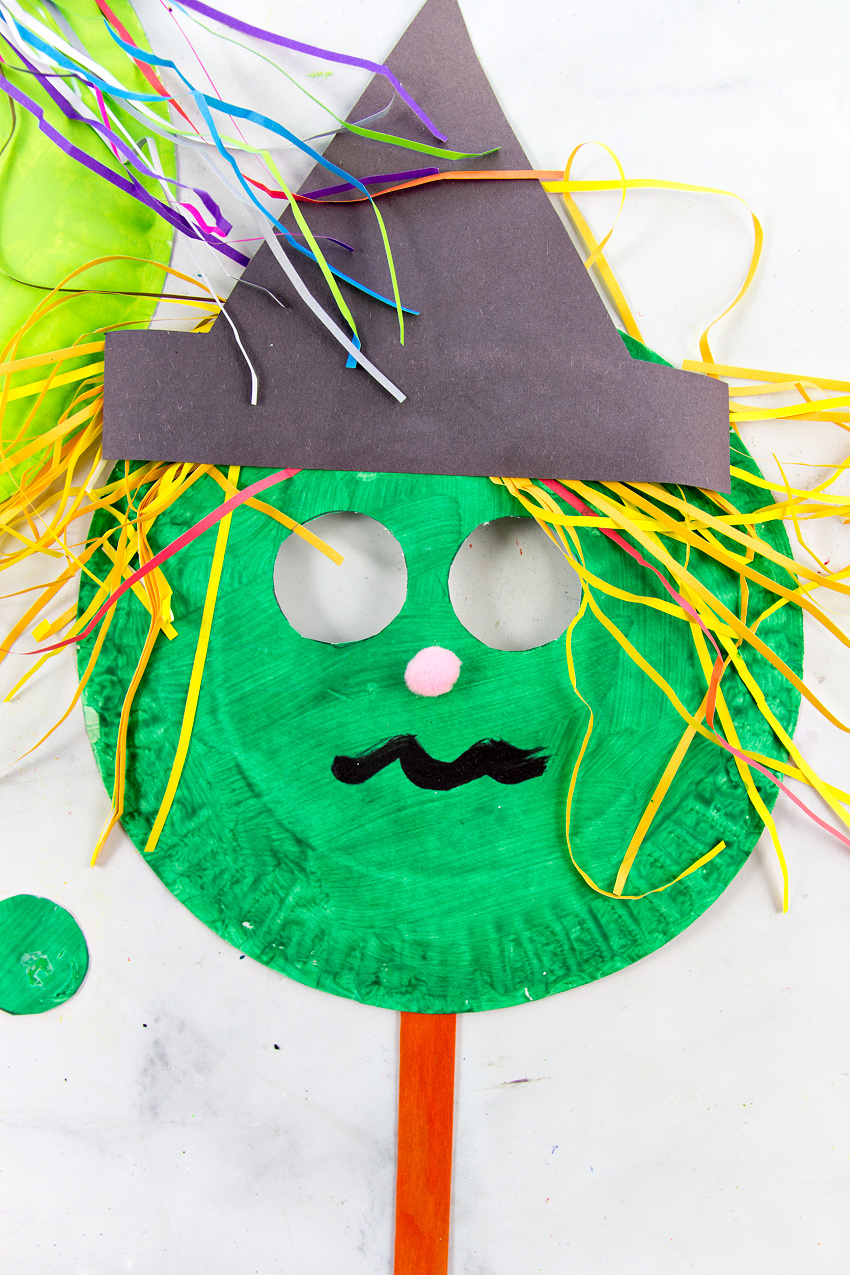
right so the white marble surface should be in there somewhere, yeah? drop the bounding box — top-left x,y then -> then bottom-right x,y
3,1 -> 850,1270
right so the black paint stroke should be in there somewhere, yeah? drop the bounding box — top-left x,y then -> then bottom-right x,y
332,735 -> 549,790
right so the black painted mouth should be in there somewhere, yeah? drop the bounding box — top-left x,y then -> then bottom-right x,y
332,735 -> 549,791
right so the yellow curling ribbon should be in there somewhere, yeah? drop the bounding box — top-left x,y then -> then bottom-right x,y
143,465 -> 241,856
541,166 -> 762,361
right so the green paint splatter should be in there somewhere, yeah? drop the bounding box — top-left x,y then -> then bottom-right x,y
0,896 -> 88,1015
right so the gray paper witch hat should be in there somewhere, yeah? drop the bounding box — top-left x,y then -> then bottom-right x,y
103,0 -> 729,489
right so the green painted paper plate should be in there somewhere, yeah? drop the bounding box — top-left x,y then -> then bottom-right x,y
79,356 -> 802,1014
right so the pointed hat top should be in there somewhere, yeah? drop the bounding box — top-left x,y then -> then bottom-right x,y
103,0 -> 729,489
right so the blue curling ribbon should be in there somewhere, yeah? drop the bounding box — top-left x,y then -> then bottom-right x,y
11,16 -> 419,316
345,332 -> 361,370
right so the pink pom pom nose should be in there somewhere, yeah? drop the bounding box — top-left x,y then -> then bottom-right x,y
404,646 -> 462,697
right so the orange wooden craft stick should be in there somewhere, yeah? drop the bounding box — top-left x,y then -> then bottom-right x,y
394,1013 -> 457,1275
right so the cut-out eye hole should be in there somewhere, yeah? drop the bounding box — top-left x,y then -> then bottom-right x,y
274,512 -> 407,644
448,516 -> 582,651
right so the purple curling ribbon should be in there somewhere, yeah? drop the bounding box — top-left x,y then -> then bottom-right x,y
0,67 -> 248,267
175,0 -> 448,142
302,167 -> 440,199
3,43 -> 234,242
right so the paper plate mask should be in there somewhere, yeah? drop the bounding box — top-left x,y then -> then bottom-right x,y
82,0 -> 799,1014
78,410 -> 801,1013
76,0 -> 803,1017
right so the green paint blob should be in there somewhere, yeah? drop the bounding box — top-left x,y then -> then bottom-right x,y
0,896 -> 88,1015
78,348 -> 802,1013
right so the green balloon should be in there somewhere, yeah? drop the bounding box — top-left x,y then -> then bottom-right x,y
0,895 -> 88,1015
